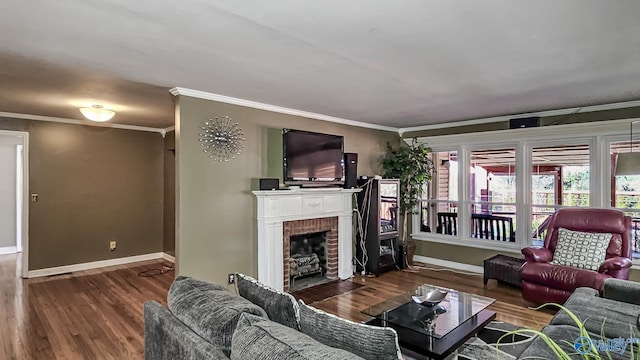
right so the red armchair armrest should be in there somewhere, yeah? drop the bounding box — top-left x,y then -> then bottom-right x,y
521,247 -> 553,263
598,257 -> 633,273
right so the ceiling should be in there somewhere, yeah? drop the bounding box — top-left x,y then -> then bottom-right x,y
1,1 -> 639,130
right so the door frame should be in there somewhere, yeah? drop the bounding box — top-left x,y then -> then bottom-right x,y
0,130 -> 29,277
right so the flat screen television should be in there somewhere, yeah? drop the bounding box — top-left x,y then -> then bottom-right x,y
283,129 -> 344,186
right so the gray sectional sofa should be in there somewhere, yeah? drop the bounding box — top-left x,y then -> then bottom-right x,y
518,278 -> 640,360
144,274 -> 401,360
145,274 -> 640,360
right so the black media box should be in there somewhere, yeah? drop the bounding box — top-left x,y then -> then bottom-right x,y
259,178 -> 279,190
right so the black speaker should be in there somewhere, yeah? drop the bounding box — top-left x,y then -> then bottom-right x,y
396,242 -> 407,269
344,153 -> 358,189
259,178 -> 279,190
509,116 -> 540,129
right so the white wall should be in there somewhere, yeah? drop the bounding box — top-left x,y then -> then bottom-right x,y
0,135 -> 20,250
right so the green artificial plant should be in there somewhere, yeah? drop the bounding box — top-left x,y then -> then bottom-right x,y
381,138 -> 434,243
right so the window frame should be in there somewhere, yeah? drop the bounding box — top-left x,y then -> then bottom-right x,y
410,118 -> 640,267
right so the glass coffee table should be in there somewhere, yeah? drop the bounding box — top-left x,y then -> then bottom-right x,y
362,284 -> 496,360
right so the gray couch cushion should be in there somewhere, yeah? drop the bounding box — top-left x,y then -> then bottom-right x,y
517,324 -> 635,360
231,313 -> 364,360
167,276 -> 267,357
144,301 -> 229,360
298,300 -> 401,360
551,287 -> 640,339
235,273 -> 300,330
604,278 -> 640,306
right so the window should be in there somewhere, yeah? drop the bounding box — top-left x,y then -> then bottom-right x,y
610,140 -> 640,260
530,143 -> 591,244
469,147 -> 517,243
420,151 -> 459,238
410,119 -> 640,265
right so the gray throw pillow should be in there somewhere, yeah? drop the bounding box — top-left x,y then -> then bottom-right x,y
550,228 -> 611,271
235,273 -> 300,330
298,300 -> 402,360
231,313 -> 364,360
167,276 -> 267,357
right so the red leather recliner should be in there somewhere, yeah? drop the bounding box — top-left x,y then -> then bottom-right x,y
521,208 -> 633,305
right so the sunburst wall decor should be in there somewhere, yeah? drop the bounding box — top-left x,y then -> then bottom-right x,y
198,115 -> 245,161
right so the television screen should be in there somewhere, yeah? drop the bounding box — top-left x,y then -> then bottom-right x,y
283,129 -> 344,185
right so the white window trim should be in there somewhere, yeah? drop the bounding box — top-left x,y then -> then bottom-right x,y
409,117 -> 640,266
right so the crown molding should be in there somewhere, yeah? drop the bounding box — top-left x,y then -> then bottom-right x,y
0,111 -> 165,134
170,87 -> 640,135
400,99 -> 640,134
169,87 -> 398,133
160,126 -> 176,138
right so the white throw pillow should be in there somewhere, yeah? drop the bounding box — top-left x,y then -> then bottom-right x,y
550,228 -> 611,271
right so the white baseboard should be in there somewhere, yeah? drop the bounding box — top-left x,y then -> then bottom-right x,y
27,252 -> 166,278
0,246 -> 17,255
161,252 -> 175,263
413,255 -> 484,274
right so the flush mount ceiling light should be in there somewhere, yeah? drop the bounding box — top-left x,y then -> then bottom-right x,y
79,105 -> 116,122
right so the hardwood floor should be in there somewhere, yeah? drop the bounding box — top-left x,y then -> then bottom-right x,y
311,264 -> 554,331
0,255 -> 553,359
0,254 -> 173,360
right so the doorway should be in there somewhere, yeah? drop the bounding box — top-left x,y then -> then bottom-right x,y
0,131 -> 28,278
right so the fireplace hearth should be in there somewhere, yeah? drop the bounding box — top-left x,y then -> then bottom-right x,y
283,218 -> 337,292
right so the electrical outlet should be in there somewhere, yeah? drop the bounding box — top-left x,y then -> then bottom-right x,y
228,273 -> 235,284
109,241 -> 117,251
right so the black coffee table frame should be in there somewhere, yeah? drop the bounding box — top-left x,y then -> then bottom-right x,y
366,310 -> 496,360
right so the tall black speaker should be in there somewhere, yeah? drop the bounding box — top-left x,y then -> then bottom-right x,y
397,243 -> 407,269
344,153 -> 358,189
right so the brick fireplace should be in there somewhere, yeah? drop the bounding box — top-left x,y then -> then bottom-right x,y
253,188 -> 359,292
283,217 -> 338,292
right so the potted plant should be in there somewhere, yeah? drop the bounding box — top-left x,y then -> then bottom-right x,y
381,138 -> 434,265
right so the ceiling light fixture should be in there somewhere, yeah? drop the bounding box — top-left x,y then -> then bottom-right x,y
615,120 -> 640,176
79,105 -> 115,122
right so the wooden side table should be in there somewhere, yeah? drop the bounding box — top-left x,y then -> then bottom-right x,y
483,254 -> 525,287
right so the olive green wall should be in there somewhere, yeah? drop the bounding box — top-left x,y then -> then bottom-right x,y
175,96 -> 399,285
0,117 -> 164,270
414,241 -> 521,265
415,240 -> 640,279
403,106 -> 640,138
163,131 -> 176,256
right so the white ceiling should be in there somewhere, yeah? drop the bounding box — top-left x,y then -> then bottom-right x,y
1,1 -> 639,130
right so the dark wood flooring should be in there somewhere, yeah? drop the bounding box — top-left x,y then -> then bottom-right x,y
310,264 -> 554,330
0,255 -> 553,359
291,279 -> 364,304
0,254 -> 173,360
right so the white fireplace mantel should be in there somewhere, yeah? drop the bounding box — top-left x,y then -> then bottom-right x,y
253,188 -> 360,291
